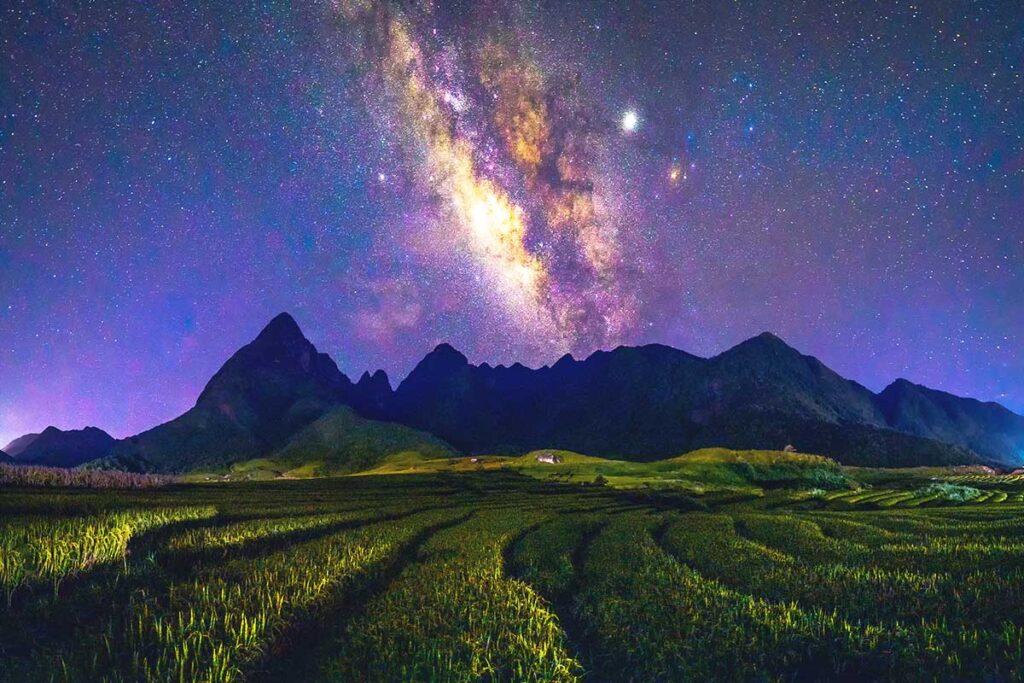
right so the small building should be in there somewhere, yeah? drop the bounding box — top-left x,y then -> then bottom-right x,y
536,452 -> 563,464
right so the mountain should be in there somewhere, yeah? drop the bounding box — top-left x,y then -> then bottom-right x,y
699,333 -> 885,425
90,312 -> 1024,473
103,313 -> 358,472
348,370 -> 394,420
877,379 -> 1024,465
389,342 -> 705,457
10,426 -> 117,468
3,432 -> 41,457
0,450 -> 11,463
387,334 -> 984,466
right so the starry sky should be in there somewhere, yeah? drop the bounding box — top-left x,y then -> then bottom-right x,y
2,0 -> 1022,446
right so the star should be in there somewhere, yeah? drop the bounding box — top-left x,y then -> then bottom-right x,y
621,110 -> 639,133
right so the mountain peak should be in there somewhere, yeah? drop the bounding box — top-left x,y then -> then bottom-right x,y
254,312 -> 306,345
11,425 -> 117,467
195,310 -> 349,412
357,369 -> 392,391
2,431 -> 42,457
718,331 -> 800,360
425,343 -> 469,367
432,342 -> 464,356
884,378 -> 918,391
552,353 -> 576,370
751,331 -> 792,347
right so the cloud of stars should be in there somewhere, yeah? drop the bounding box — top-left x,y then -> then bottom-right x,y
1,0 -> 1021,444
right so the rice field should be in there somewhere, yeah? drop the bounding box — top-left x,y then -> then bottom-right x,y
2,472 -> 1024,681
821,482 -> 1024,507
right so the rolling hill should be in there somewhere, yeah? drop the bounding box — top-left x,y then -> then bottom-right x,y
223,405 -> 457,479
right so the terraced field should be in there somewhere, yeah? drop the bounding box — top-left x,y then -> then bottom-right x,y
822,484 -> 1023,507
2,472 -> 1024,681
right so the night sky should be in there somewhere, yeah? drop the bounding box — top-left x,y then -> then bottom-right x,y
2,0 -> 1022,446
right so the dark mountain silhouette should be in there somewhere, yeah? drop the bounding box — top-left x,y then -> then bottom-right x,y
3,432 -> 41,457
78,312 -> 1022,472
387,334 -> 987,466
877,379 -> 1024,465
349,370 -> 393,420
0,450 -> 11,463
102,313 -> 358,472
10,426 -> 117,468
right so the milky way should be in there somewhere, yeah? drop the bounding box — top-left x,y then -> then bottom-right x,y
336,0 -> 635,352
1,0 -> 1022,444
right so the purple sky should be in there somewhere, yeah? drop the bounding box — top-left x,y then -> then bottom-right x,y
2,1 -> 1022,447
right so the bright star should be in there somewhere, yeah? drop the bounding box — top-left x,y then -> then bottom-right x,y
621,110 -> 639,133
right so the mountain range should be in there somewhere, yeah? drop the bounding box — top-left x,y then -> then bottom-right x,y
8,313 -> 1023,472
2,426 -> 116,468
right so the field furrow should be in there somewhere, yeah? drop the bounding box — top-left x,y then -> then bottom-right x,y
318,508 -> 583,682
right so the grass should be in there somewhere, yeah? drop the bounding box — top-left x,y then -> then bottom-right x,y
0,462 -> 177,488
3,461 -> 1024,681
0,505 -> 215,603
357,447 -> 855,498
320,510 -> 583,681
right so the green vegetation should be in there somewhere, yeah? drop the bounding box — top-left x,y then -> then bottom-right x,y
0,462 -> 176,488
182,406 -> 458,481
320,510 -> 581,681
3,454 -> 1024,681
360,447 -> 856,497
0,506 -> 214,603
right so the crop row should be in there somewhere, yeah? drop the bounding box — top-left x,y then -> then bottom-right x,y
320,509 -> 583,682
822,486 -> 1022,508
664,513 -> 1024,635
2,508 -> 461,682
0,506 -> 215,602
509,510 -> 1024,681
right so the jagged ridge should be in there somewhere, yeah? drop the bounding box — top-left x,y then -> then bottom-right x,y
21,313 -> 1022,473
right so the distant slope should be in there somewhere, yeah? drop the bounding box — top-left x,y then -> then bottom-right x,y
684,413 -> 977,468
12,426 -> 117,468
359,447 -> 855,492
253,405 -> 457,477
878,379 -> 1024,466
102,313 -> 358,473
3,432 -> 41,457
0,449 -> 11,463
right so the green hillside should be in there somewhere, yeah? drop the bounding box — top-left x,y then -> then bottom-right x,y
358,447 -> 854,495
198,406 -> 457,480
